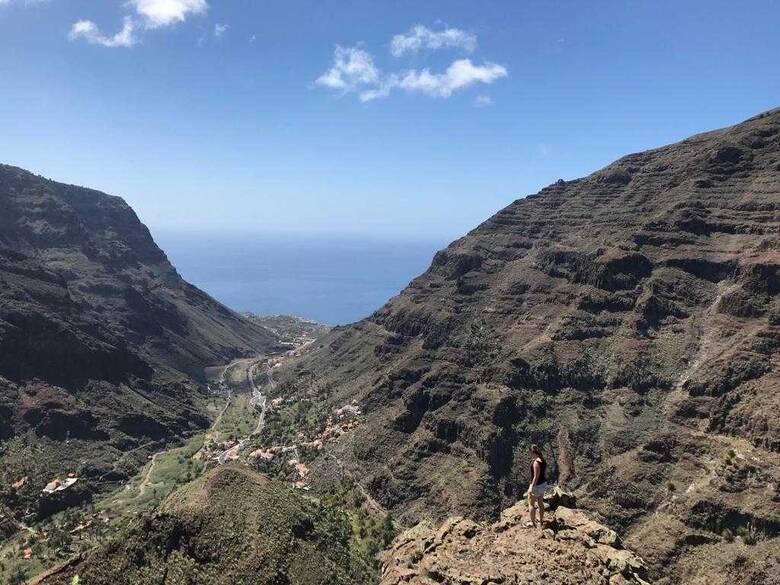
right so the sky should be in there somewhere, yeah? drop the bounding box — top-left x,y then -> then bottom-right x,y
1,0 -> 779,242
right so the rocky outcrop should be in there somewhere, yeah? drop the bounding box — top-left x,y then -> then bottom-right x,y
381,502 -> 650,585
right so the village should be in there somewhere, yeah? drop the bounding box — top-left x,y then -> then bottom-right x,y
1,324 -> 368,581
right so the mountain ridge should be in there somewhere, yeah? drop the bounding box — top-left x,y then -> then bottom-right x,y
264,107 -> 780,583
0,164 -> 279,521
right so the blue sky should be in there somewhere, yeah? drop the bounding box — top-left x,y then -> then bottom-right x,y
1,0 -> 779,241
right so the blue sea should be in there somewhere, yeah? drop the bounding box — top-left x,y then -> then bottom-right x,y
155,233 -> 450,325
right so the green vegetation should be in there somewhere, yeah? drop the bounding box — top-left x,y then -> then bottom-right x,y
0,503 -> 106,585
45,466 -> 377,585
97,434 -> 206,517
214,394 -> 259,443
321,480 -> 397,569
351,509 -> 396,564
736,524 -> 758,546
7,564 -> 28,585
261,397 -> 330,447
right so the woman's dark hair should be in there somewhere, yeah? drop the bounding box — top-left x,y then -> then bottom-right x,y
530,444 -> 543,457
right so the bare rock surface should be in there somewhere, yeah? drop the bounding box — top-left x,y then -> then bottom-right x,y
381,503 -> 650,585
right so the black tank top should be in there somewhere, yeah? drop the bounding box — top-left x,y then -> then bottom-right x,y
531,457 -> 547,483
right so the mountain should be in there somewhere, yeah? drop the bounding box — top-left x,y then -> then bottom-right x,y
0,165 -> 277,514
267,109 -> 780,582
36,466 -> 375,585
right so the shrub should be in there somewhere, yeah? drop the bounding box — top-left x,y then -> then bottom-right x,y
736,524 -> 758,545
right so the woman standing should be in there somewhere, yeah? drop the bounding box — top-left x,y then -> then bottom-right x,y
526,444 -> 548,528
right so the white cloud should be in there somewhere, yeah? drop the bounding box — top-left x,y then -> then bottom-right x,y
317,50 -> 507,102
69,17 -> 137,48
398,59 -> 507,98
130,0 -> 208,29
474,94 -> 493,107
316,46 -> 379,92
214,23 -> 229,38
69,0 -> 207,48
357,74 -> 399,102
390,24 -> 476,57
0,0 -> 50,6
317,25 -> 507,102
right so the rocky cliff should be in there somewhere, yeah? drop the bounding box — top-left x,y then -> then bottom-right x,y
381,501 -> 651,585
271,109 -> 780,583
0,165 -> 277,514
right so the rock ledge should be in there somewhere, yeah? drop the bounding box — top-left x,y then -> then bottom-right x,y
382,502 -> 652,585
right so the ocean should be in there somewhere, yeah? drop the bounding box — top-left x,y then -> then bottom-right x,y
154,232 -> 450,325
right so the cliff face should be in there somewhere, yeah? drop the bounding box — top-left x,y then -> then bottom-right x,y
274,109 -> 780,582
0,165 -> 277,385
0,165 -> 277,507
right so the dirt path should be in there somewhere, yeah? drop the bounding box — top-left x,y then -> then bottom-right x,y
325,452 -> 387,517
137,451 -> 164,497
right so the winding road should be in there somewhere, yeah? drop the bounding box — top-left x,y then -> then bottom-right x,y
215,358 -> 273,464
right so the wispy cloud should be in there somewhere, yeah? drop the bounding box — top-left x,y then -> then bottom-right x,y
131,0 -> 208,29
474,94 -> 494,107
0,0 -> 51,6
214,23 -> 229,38
69,17 -> 137,48
316,46 -> 380,92
396,59 -> 506,98
390,24 -> 476,57
317,25 -> 507,103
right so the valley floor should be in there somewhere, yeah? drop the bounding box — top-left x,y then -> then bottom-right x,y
0,352 -> 280,584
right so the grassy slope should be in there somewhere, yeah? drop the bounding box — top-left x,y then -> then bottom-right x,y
40,466 -> 376,585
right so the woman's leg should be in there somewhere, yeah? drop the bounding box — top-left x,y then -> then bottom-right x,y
528,493 -> 537,526
537,493 -> 545,527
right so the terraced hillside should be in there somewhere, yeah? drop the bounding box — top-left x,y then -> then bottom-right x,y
271,109 -> 780,583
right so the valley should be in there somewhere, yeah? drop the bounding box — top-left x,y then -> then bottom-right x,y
1,108 -> 779,585
0,339 -> 301,583
2,322 -> 391,585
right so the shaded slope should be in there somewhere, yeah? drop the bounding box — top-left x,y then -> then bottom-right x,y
37,466 -> 375,585
0,165 -> 277,515
272,109 -> 780,581
0,164 -> 276,384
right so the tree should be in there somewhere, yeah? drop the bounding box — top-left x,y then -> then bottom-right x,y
8,565 -> 28,585
380,514 -> 396,547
